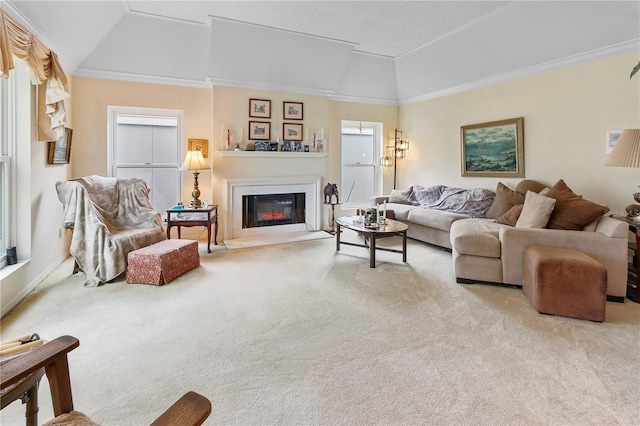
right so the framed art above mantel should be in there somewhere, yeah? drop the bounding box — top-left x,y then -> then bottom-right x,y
460,117 -> 524,177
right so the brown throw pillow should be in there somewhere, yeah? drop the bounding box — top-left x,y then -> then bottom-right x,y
515,179 -> 547,195
484,182 -> 525,219
544,179 -> 609,230
495,204 -> 524,226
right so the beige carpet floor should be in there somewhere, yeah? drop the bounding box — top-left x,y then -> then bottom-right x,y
1,233 -> 639,425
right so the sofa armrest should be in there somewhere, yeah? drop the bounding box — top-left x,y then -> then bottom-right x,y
499,226 -> 628,297
595,216 -> 629,238
371,196 -> 390,205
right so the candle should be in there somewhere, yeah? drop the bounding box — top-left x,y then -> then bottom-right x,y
383,201 -> 387,220
321,128 -> 324,139
227,129 -> 230,149
313,132 -> 316,147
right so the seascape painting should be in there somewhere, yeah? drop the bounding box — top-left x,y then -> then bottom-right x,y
461,117 -> 524,177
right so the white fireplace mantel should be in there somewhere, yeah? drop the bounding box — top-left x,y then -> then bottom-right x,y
223,176 -> 322,240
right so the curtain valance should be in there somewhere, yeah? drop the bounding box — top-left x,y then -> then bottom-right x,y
0,9 -> 70,140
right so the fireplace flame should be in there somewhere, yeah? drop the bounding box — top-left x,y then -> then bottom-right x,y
258,212 -> 291,221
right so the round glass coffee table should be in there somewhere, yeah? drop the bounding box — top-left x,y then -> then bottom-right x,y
335,216 -> 408,268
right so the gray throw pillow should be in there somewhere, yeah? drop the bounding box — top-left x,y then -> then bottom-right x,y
388,186 -> 413,204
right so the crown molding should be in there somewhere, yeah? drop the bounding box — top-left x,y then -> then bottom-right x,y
74,68 -> 212,89
329,94 -> 399,106
400,39 -> 640,105
208,77 -> 336,98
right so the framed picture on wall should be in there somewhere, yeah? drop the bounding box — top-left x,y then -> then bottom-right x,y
187,138 -> 208,158
249,121 -> 271,140
249,99 -> 271,118
283,123 -> 303,141
283,101 -> 303,120
460,117 -> 524,177
47,128 -> 73,164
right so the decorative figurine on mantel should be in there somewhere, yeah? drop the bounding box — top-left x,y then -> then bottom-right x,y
323,183 -> 341,234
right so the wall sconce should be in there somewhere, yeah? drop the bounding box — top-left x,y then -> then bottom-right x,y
180,150 -> 210,208
381,129 -> 410,189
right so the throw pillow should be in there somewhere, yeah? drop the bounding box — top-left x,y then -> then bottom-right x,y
515,179 -> 547,195
495,204 -> 524,226
544,179 -> 609,230
515,191 -> 556,228
484,182 -> 525,219
388,186 -> 413,204
412,185 -> 445,206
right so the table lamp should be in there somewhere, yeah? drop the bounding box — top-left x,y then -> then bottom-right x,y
180,150 -> 210,208
605,129 -> 640,217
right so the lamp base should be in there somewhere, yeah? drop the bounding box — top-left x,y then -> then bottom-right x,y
189,199 -> 203,209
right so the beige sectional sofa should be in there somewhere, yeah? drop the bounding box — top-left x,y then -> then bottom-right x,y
374,180 -> 630,301
450,216 -> 628,301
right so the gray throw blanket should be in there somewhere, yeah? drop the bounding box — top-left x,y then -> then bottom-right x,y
56,176 -> 166,286
418,186 -> 495,218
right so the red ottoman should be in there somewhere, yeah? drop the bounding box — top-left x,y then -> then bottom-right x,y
126,239 -> 199,285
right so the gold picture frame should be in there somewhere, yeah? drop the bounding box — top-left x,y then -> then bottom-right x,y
461,117 -> 524,177
47,128 -> 72,164
188,138 -> 208,158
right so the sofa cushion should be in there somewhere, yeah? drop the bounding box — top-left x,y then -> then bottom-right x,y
384,203 -> 417,221
515,179 -> 548,195
407,207 -> 469,232
544,179 -> 609,230
485,182 -> 525,219
388,186 -> 413,204
516,191 -> 556,228
450,218 -> 503,258
495,204 -> 524,226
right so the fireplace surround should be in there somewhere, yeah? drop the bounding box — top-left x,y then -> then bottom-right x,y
224,176 -> 322,239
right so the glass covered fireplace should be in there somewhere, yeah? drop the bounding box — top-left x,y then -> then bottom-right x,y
242,193 -> 306,228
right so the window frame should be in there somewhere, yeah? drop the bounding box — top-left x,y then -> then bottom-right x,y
0,69 -> 16,268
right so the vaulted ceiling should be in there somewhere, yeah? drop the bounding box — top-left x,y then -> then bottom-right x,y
4,1 -> 639,104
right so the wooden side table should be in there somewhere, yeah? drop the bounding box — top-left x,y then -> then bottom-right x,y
612,216 -> 639,303
166,205 -> 218,253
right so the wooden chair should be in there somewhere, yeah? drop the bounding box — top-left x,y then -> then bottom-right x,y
1,336 -> 211,426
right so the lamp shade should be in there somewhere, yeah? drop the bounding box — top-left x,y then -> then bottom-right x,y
605,129 -> 640,168
180,150 -> 210,171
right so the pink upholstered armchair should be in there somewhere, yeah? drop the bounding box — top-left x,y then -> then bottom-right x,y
56,176 -> 166,286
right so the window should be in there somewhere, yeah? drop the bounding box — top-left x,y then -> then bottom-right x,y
340,121 -> 384,210
0,67 -> 15,267
107,107 -> 183,213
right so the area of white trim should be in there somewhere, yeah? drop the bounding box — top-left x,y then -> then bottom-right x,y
209,77 -> 336,98
76,68 -> 213,89
217,151 -> 327,159
223,176 -> 322,240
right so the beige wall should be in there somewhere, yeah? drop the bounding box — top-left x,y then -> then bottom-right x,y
70,77 -> 213,204
400,51 -> 640,213
212,86 -> 398,236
